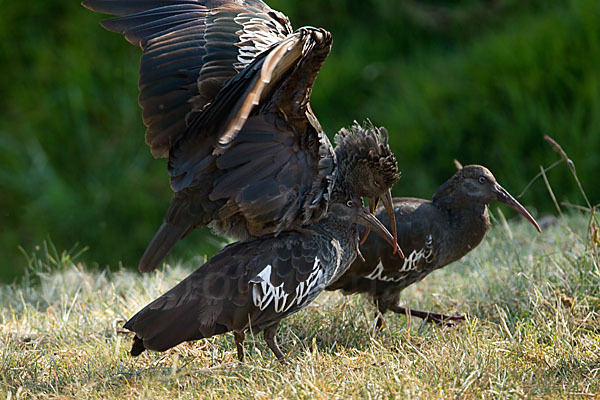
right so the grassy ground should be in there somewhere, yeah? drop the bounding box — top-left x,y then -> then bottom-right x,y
1,212 -> 599,399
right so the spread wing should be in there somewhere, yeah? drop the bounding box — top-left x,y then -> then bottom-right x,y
85,0 -> 337,270
168,27 -> 336,234
82,0 -> 293,157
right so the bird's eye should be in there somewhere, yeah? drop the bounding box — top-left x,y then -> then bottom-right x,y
346,200 -> 353,207
478,176 -> 487,184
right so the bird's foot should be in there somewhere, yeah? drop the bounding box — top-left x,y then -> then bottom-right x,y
389,305 -> 467,327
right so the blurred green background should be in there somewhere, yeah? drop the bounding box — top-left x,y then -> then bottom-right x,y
1,0 -> 598,281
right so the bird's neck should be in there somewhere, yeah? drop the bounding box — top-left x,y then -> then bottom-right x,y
311,213 -> 359,279
434,196 -> 491,265
313,213 -> 358,242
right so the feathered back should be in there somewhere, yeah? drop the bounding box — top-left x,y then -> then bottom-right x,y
333,121 -> 399,198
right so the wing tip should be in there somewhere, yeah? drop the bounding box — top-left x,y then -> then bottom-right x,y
81,0 -> 113,14
138,222 -> 190,273
138,261 -> 159,273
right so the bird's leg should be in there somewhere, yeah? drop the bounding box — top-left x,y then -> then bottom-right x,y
234,331 -> 245,362
388,304 -> 467,326
263,324 -> 285,362
373,299 -> 389,331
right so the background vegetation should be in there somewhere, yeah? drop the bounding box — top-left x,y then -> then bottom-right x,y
1,0 -> 599,280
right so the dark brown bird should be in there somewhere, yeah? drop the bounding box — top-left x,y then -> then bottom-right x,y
82,0 -> 401,272
327,165 -> 541,326
123,129 -> 402,361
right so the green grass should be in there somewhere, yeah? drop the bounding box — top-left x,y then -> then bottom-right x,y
2,213 -> 599,399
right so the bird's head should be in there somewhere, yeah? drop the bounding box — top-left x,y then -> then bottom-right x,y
334,121 -> 400,198
434,165 -> 541,232
328,192 -> 402,256
334,121 -> 402,255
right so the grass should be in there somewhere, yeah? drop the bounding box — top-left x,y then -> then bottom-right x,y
1,213 -> 599,399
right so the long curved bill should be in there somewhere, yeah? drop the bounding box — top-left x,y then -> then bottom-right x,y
360,190 -> 399,255
494,184 -> 542,233
354,206 -> 404,258
359,198 -> 377,246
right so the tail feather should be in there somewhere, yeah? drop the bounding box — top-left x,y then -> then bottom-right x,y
123,271 -> 230,353
130,336 -> 146,356
139,222 -> 191,273
124,300 -> 205,353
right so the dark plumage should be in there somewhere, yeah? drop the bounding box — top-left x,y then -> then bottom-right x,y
123,130 -> 402,361
327,165 -> 541,326
335,122 -> 401,253
83,0 -> 401,272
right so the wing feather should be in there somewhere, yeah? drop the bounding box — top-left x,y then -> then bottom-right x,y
167,28 -> 334,239
83,0 -> 293,157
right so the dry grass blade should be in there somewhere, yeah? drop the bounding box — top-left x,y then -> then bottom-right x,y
544,136 -> 599,260
544,135 -> 592,209
588,210 -> 599,267
518,159 -> 562,198
540,164 -> 562,216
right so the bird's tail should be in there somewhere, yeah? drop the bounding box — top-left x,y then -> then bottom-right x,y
138,222 -> 191,273
130,335 -> 146,356
123,262 -> 235,355
124,293 -> 206,355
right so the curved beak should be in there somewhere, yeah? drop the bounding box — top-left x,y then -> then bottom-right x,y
494,184 -> 542,233
360,192 -> 399,254
359,197 -> 378,245
379,189 -> 399,254
354,206 -> 404,258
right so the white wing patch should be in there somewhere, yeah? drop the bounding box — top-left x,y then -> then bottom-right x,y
365,235 -> 434,282
329,238 -> 343,280
251,258 -> 323,314
234,14 -> 289,70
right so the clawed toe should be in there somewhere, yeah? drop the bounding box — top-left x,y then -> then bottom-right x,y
388,305 -> 469,327
423,313 -> 466,326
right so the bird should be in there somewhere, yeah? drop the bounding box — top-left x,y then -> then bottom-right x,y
123,127 -> 402,362
326,164 -> 542,327
82,0 -> 401,272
